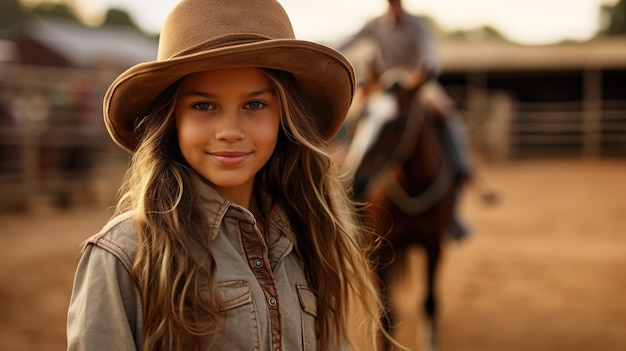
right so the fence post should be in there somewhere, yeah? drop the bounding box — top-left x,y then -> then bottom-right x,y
20,111 -> 38,210
583,69 -> 602,157
465,71 -> 489,153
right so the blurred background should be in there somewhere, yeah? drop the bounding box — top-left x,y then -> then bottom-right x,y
0,0 -> 625,350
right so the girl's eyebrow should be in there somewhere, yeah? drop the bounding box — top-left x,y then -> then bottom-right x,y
179,91 -> 216,98
179,89 -> 276,99
246,89 -> 276,98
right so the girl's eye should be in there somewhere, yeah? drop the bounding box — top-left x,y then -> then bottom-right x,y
245,101 -> 266,110
192,102 -> 213,111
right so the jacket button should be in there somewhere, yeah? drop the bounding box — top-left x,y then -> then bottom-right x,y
268,297 -> 277,306
254,258 -> 264,268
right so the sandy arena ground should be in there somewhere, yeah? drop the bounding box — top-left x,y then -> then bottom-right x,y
0,157 -> 625,350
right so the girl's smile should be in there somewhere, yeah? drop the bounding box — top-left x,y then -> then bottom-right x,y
208,151 -> 252,166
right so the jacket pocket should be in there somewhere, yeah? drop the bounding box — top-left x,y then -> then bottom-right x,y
217,280 -> 252,310
201,280 -> 260,350
296,284 -> 318,350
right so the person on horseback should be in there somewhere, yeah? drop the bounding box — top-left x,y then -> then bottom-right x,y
338,0 -> 479,240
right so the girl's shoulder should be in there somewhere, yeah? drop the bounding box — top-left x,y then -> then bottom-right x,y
81,212 -> 139,275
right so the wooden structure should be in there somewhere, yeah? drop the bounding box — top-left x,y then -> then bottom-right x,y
438,37 -> 626,158
0,18 -> 157,211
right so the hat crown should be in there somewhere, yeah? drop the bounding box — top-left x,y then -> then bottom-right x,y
158,0 -> 295,60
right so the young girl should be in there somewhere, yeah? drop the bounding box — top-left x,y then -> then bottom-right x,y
66,0 -> 386,350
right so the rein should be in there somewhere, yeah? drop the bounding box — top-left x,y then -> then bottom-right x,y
383,93 -> 453,215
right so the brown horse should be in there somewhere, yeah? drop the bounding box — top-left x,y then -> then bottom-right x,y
342,77 -> 463,349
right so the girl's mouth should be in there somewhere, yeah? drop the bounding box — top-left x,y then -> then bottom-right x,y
210,152 -> 251,166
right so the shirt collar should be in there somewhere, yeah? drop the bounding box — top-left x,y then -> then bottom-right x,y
191,173 -> 298,248
382,10 -> 406,27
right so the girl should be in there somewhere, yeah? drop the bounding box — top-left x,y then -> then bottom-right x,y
67,0 -> 386,350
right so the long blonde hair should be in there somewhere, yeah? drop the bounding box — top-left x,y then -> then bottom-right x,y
114,69 -> 385,350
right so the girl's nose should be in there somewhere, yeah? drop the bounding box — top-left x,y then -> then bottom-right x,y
215,110 -> 245,141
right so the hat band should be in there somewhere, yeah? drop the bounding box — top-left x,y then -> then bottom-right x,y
169,34 -> 272,59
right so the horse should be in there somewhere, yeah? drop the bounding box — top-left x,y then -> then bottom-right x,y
340,69 -> 465,350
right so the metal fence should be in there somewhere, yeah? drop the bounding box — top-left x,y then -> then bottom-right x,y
0,63 -> 128,211
464,90 -> 626,159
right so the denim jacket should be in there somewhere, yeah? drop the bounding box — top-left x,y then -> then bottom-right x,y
67,180 -> 318,351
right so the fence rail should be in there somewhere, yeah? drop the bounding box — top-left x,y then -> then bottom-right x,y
0,63 -> 127,211
477,94 -> 626,158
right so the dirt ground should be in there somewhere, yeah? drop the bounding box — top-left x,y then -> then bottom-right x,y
0,157 -> 625,351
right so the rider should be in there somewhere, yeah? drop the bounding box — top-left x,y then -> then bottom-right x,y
337,0 -> 473,240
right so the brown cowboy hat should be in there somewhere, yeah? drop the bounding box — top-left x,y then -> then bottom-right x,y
104,0 -> 356,152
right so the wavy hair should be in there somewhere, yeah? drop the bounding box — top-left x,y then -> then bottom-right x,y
114,69 -> 386,350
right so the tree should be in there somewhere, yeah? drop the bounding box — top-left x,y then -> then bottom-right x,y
447,26 -> 507,42
0,0 -> 31,31
101,8 -> 157,39
601,0 -> 626,36
102,8 -> 136,28
29,2 -> 80,24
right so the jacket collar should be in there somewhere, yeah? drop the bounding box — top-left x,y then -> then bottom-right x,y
191,173 -> 298,248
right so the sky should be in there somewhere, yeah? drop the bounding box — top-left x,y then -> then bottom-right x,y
75,0 -> 619,46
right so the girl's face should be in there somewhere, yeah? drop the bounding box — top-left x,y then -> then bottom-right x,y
175,67 -> 281,206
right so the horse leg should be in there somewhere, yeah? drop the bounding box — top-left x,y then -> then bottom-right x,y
379,246 -> 423,351
423,237 -> 442,350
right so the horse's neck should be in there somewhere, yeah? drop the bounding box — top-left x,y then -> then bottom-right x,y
401,109 -> 446,192
345,86 -> 448,195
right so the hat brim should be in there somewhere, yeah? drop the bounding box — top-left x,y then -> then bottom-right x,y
104,39 -> 356,152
